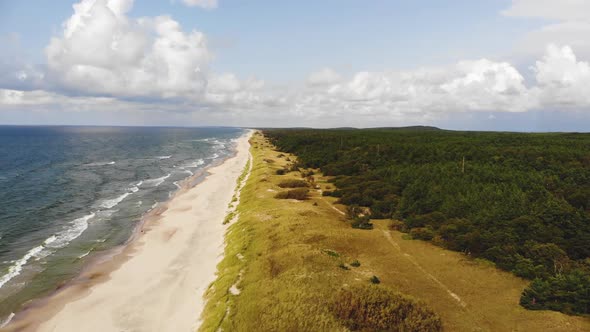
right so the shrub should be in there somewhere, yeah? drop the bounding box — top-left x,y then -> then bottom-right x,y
323,249 -> 340,257
389,220 -> 408,232
338,263 -> 350,270
278,179 -> 309,188
275,169 -> 286,175
370,275 -> 381,284
275,188 -> 310,200
410,227 -> 435,241
331,285 -> 442,332
351,217 -> 374,230
350,260 -> 361,267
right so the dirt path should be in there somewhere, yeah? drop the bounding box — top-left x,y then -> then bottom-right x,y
380,229 -> 468,308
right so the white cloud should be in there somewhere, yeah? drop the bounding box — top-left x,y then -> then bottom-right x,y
181,0 -> 218,9
46,0 -> 212,98
503,0 -> 590,59
307,68 -> 342,86
532,44 -> 590,107
502,0 -> 590,21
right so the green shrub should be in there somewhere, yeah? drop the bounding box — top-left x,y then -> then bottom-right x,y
275,169 -> 286,175
350,260 -> 361,267
278,179 -> 309,188
323,249 -> 340,257
389,220 -> 408,232
370,275 -> 381,284
331,285 -> 442,332
410,227 -> 435,241
274,188 -> 310,200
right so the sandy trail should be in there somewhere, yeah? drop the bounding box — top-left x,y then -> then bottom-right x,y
5,130 -> 252,332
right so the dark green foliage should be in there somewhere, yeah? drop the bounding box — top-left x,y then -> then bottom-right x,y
347,205 -> 373,230
350,260 -> 361,267
276,169 -> 286,175
520,269 -> 590,315
370,276 -> 381,284
410,227 -> 435,241
275,188 -> 309,200
331,285 -> 442,332
278,179 -> 309,188
264,128 -> 590,315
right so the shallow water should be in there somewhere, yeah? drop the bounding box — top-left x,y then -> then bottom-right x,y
0,125 -> 243,320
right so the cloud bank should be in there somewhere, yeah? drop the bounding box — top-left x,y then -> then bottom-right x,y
1,0 -> 590,128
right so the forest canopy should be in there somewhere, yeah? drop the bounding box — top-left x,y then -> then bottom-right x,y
264,128 -> 590,315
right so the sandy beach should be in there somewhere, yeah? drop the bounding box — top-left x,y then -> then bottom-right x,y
5,130 -> 252,332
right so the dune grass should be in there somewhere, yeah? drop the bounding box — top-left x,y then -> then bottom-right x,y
199,131 -> 590,332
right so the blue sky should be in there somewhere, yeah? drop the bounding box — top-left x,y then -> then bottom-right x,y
0,0 -> 589,130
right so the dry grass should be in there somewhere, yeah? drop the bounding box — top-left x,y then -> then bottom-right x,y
199,131 -> 590,332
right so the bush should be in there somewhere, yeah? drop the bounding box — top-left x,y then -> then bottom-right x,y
350,260 -> 361,267
278,179 -> 309,188
410,227 -> 435,241
370,275 -> 381,284
331,285 -> 442,332
275,188 -> 309,200
389,220 -> 408,232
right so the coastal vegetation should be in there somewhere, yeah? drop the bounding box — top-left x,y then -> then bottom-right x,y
264,128 -> 590,316
200,131 -> 590,331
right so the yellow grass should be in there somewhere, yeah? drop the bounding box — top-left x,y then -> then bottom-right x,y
200,131 -> 590,332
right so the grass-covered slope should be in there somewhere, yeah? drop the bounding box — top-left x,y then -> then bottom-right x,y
199,131 -> 589,331
265,128 -> 590,316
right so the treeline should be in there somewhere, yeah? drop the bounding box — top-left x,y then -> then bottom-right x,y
264,128 -> 590,315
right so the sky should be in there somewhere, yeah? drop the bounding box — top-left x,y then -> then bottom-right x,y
0,0 -> 589,131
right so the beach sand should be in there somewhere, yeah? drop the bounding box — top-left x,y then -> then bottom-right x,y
5,130 -> 252,332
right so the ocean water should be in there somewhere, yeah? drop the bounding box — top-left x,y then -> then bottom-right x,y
0,126 -> 243,321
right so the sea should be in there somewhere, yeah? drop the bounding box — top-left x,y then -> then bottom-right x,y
0,125 -> 244,323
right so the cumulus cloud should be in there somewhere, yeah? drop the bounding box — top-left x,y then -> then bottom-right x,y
2,0 -> 590,128
181,0 -> 218,9
532,44 -> 590,107
307,68 -> 342,86
503,0 -> 590,59
46,0 -> 211,98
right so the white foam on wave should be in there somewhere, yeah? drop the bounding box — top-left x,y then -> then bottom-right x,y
86,161 -> 115,167
99,184 -> 140,209
0,312 -> 15,329
100,192 -> 131,209
157,155 -> 172,159
143,174 -> 171,187
77,251 -> 90,259
0,244 -> 44,289
45,213 -> 95,249
0,210 -> 92,288
185,159 -> 205,168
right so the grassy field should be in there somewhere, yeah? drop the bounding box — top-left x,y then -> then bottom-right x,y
199,131 -> 590,331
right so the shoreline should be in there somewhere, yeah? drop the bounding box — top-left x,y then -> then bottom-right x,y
3,129 -> 253,332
